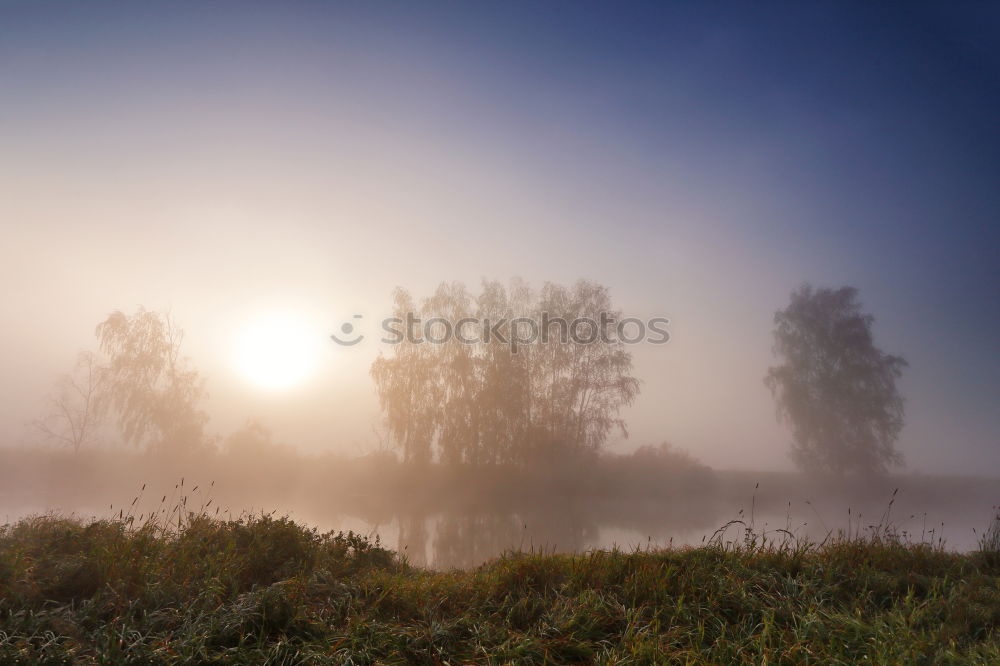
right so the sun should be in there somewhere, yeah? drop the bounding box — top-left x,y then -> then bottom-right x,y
232,313 -> 322,390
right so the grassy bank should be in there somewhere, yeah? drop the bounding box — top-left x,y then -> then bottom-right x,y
1,513 -> 999,664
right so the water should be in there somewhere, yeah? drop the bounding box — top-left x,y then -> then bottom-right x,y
2,456 -> 996,569
289,480 -> 996,568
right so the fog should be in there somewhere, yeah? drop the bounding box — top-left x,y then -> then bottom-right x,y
3,442 -> 998,566
1,2 -> 998,564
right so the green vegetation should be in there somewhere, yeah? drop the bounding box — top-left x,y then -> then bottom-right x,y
2,511 -> 999,664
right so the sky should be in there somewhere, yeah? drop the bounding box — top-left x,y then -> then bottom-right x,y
1,1 -> 998,472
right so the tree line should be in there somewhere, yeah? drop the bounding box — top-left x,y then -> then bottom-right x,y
34,281 -> 908,476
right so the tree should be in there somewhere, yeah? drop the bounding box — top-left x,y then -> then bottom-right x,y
33,351 -> 105,453
95,307 -> 208,452
764,285 -> 907,475
528,281 -> 640,460
371,279 -> 640,466
370,289 -> 441,465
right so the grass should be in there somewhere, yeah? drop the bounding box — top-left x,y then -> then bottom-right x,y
1,505 -> 999,664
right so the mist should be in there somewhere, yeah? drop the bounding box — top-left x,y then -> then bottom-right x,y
2,1 -> 999,570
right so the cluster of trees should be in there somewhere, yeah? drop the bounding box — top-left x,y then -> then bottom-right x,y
34,308 -> 209,454
371,280 -> 640,466
36,281 -> 909,477
371,279 -> 908,475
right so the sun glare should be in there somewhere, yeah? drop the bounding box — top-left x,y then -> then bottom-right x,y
232,313 -> 322,390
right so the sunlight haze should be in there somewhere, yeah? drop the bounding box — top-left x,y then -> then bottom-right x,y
1,1 -> 998,475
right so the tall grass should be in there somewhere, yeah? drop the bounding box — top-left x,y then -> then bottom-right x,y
978,507 -> 1000,563
1,493 -> 999,663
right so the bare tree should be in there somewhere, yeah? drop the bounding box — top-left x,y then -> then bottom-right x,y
33,351 -> 105,453
95,307 -> 208,452
765,285 -> 907,475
